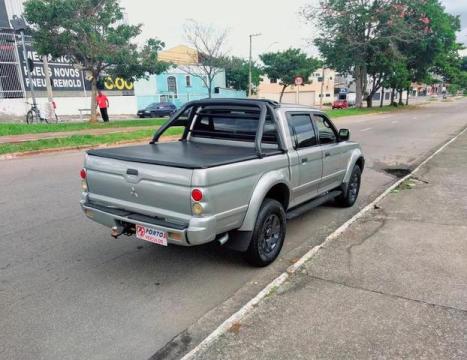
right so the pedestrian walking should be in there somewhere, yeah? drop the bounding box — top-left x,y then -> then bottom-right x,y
96,90 -> 110,122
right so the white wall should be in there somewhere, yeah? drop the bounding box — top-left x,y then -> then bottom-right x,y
0,95 -> 138,119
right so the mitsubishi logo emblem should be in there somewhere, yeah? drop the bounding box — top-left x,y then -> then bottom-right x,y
130,186 -> 138,197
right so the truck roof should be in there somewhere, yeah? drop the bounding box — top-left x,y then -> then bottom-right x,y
183,98 -> 322,112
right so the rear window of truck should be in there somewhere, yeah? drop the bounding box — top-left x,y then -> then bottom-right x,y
191,108 -> 278,143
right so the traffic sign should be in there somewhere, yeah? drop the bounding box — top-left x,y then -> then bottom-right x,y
294,76 -> 304,86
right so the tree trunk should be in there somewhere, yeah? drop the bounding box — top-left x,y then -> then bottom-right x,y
355,66 -> 364,108
380,88 -> 384,108
398,89 -> 403,105
390,88 -> 395,105
406,86 -> 410,105
90,76 -> 98,123
279,85 -> 288,102
366,95 -> 372,108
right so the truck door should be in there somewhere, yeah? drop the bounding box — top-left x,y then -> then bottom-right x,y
286,112 -> 323,206
313,114 -> 348,193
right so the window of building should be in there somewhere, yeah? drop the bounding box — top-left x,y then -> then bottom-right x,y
385,92 -> 390,100
286,113 -> 317,149
185,75 -> 191,87
167,76 -> 177,98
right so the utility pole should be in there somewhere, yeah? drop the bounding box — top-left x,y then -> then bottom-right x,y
248,33 -> 261,97
42,55 -> 56,120
319,67 -> 325,109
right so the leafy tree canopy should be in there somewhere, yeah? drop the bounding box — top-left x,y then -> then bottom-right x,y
259,48 -> 321,101
224,56 -> 262,93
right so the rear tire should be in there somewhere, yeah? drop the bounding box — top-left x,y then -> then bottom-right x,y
244,199 -> 286,267
336,165 -> 361,207
26,110 -> 35,124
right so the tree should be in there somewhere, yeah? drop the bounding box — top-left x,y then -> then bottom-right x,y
224,56 -> 262,93
182,20 -> 229,98
24,0 -> 169,122
398,0 -> 461,98
259,48 -> 320,102
305,1 -> 400,107
305,0 -> 459,108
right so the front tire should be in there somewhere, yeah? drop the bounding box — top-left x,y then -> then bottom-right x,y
244,199 -> 286,267
336,165 -> 361,207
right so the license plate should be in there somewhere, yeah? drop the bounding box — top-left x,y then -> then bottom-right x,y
135,224 -> 168,246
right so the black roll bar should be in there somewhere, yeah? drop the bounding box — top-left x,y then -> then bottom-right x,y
149,99 -> 285,158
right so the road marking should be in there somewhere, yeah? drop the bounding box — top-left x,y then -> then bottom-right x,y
360,127 -> 373,132
180,124 -> 467,360
392,120 -> 399,124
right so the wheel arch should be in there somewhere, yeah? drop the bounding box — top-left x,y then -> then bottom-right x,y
343,148 -> 364,184
237,171 -> 290,232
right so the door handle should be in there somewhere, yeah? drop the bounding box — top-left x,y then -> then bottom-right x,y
301,158 -> 308,164
324,152 -> 331,157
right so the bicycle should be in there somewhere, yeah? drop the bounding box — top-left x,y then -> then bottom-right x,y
25,102 -> 59,124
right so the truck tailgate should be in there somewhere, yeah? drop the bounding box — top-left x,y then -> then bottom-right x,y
85,154 -> 193,220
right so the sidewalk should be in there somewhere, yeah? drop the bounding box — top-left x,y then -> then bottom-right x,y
0,126 -> 155,144
195,130 -> 467,359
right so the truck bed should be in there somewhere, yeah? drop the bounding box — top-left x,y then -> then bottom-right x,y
87,141 -> 282,169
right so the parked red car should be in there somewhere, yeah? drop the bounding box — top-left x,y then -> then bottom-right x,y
332,99 -> 349,109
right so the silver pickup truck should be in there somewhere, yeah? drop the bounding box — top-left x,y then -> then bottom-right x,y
80,99 -> 364,266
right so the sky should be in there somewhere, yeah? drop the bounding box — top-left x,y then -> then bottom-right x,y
120,0 -> 467,58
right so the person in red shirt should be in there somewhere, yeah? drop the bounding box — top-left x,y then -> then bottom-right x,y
96,90 -> 110,122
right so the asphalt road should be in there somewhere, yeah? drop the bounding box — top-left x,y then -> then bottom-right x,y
1,100 -> 466,360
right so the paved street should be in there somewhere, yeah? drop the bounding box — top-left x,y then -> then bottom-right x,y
1,100 -> 466,360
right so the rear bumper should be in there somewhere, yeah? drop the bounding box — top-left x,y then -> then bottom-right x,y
81,200 -> 217,246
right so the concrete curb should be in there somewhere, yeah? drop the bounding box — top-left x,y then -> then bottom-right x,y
180,125 -> 467,360
0,135 -> 179,161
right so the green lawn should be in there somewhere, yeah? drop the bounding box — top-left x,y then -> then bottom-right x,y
0,127 -> 183,155
0,118 -> 167,136
325,105 -> 417,118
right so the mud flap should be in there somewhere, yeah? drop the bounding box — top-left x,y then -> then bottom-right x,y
226,230 -> 253,252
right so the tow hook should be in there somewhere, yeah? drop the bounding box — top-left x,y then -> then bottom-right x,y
111,224 -> 134,239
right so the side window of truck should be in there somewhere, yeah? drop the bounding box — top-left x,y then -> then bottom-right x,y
286,113 -> 317,149
314,115 -> 338,144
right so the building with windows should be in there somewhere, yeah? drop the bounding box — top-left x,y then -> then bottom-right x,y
134,45 -> 245,110
0,0 -> 140,120
256,68 -> 336,106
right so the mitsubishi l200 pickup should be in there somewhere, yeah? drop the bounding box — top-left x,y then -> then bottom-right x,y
80,99 -> 364,266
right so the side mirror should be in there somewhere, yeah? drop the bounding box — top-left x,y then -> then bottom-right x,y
339,128 -> 350,141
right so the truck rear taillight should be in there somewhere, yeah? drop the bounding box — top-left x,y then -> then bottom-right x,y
80,168 -> 88,191
191,189 -> 203,202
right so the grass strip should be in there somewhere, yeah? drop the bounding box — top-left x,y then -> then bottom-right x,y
0,127 -> 183,155
0,118 -> 167,136
325,105 -> 418,118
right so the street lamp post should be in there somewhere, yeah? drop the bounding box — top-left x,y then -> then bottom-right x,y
248,33 -> 261,97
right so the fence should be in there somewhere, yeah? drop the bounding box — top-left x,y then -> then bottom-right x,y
0,30 -> 25,99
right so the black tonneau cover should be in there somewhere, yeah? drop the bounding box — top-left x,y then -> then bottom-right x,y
87,141 -> 282,169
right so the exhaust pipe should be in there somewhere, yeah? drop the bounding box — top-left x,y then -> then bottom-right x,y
111,224 -> 134,239
217,233 -> 229,245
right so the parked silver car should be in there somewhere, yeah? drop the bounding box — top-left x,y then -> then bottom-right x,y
80,99 -> 364,266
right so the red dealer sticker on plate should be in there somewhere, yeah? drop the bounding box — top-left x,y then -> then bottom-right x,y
135,224 -> 168,246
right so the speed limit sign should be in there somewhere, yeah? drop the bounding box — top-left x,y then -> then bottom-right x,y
294,76 -> 304,86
